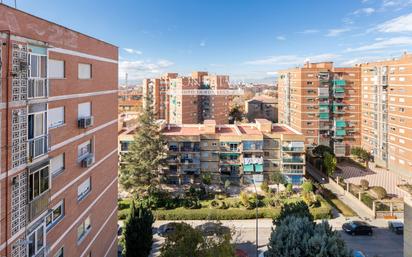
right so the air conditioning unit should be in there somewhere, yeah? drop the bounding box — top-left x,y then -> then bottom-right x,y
78,116 -> 93,128
81,155 -> 94,168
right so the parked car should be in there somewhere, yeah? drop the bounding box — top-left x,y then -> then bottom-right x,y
258,246 -> 268,257
388,220 -> 404,234
117,224 -> 123,236
158,222 -> 179,237
354,250 -> 366,257
195,222 -> 230,236
342,221 -> 373,236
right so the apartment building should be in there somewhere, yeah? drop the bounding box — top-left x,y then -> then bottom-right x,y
118,89 -> 142,113
142,73 -> 178,121
277,62 -> 361,157
245,95 -> 278,123
0,4 -> 118,257
143,72 -> 230,124
360,53 -> 412,178
119,119 -> 306,185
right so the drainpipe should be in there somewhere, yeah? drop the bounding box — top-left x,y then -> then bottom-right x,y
1,29 -> 11,257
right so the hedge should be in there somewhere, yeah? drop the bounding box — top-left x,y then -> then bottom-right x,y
153,205 -> 331,220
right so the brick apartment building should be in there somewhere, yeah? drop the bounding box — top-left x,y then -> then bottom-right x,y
143,71 -> 230,124
0,4 -> 118,257
118,89 -> 142,113
245,95 -> 278,123
277,62 -> 362,157
119,119 -> 306,185
360,53 -> 412,178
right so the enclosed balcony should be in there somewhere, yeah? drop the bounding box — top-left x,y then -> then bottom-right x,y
319,113 -> 330,120
333,87 -> 345,98
28,78 -> 48,99
180,142 -> 200,152
282,141 -> 305,152
334,129 -> 346,137
28,106 -> 49,161
318,88 -> 329,98
333,79 -> 346,86
220,142 -> 241,152
282,157 -> 304,164
28,162 -> 50,221
243,163 -> 263,174
332,106 -> 345,114
242,141 -> 263,152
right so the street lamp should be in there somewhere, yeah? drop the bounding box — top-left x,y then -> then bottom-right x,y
244,175 -> 259,257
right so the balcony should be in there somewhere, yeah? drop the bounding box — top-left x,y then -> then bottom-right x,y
28,135 -> 48,161
282,169 -> 304,175
179,168 -> 200,175
333,142 -> 346,157
28,78 -> 48,99
29,190 -> 51,221
220,159 -> 240,165
319,113 -> 329,120
333,79 -> 346,86
318,72 -> 330,82
318,88 -> 329,98
282,146 -> 304,152
334,120 -> 346,128
334,129 -> 346,137
180,145 -> 200,152
243,163 -> 263,174
180,158 -> 200,164
282,157 -> 304,164
333,106 -> 345,114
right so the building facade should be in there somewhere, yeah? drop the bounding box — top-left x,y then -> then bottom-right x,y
360,53 -> 412,178
0,5 -> 118,257
277,62 -> 361,157
118,89 -> 142,113
119,119 -> 306,185
245,95 -> 278,123
143,72 -> 230,124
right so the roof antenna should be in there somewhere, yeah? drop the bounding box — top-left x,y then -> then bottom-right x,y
14,0 -> 17,8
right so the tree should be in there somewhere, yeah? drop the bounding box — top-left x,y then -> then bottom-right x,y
266,216 -> 352,257
160,223 -> 235,257
202,172 -> 212,186
122,202 -> 155,257
270,171 -> 287,193
312,145 -> 333,158
228,105 -> 244,124
323,152 -> 337,177
360,179 -> 369,191
120,95 -> 167,194
302,181 -> 314,193
273,201 -> 313,225
351,147 -> 372,166
260,180 -> 269,193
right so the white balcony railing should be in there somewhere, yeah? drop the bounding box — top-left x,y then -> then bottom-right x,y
28,78 -> 48,99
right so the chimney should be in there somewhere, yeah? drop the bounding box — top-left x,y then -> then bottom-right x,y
255,119 -> 272,133
203,119 -> 216,134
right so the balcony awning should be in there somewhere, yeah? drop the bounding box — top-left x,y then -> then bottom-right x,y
319,113 -> 329,119
336,129 -> 346,136
334,88 -> 345,93
333,80 -> 346,86
220,153 -> 240,156
335,120 -> 346,127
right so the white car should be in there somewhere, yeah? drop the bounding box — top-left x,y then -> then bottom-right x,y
258,246 -> 268,257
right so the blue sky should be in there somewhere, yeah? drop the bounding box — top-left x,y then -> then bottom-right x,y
11,0 -> 412,83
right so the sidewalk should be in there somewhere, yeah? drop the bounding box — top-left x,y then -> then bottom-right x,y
306,163 -> 374,219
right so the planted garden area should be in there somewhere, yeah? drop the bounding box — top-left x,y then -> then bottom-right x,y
118,182 -> 333,220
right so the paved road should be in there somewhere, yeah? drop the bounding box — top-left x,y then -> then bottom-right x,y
149,218 -> 403,257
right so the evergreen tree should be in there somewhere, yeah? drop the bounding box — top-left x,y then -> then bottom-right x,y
273,201 -> 313,225
323,152 -> 337,177
228,105 -> 244,124
122,202 -> 155,257
270,171 -> 287,193
266,216 -> 352,257
120,95 -> 167,193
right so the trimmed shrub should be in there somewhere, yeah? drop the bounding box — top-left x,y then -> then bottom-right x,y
286,184 -> 293,193
361,193 -> 374,209
118,199 -> 132,210
360,179 -> 369,191
301,181 -> 313,193
302,192 -> 319,208
118,209 -> 129,220
210,200 -> 229,209
240,192 -> 249,207
369,186 -> 387,200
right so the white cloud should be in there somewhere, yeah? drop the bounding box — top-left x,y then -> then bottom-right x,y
346,36 -> 412,51
244,53 -> 340,66
299,29 -> 319,34
119,59 -> 174,80
123,48 -> 143,55
340,58 -> 362,66
353,7 -> 375,15
326,28 -> 350,37
276,35 -> 286,40
200,40 -> 206,47
376,13 -> 412,33
266,71 -> 278,76
381,0 -> 412,10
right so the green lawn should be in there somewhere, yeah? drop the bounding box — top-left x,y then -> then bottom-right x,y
321,188 -> 357,217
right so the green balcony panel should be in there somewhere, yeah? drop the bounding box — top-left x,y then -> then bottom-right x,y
319,103 -> 329,107
243,164 -> 254,172
333,102 -> 345,106
255,164 -> 263,173
333,80 -> 346,86
220,153 -> 240,156
319,113 -> 329,120
336,130 -> 346,136
335,120 -> 346,127
334,88 -> 345,93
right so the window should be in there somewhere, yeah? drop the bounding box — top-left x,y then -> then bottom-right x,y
77,216 -> 91,242
29,54 -> 47,78
399,77 -> 405,82
28,225 -> 46,257
78,63 -> 92,79
49,59 -> 65,79
46,200 -> 64,230
54,247 -> 64,257
50,154 -> 65,177
307,81 -> 313,85
78,140 -> 92,160
77,178 -> 91,201
29,166 -> 50,201
399,107 -> 405,113
78,102 -> 91,118
48,107 -> 65,128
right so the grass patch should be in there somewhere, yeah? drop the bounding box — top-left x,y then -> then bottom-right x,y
361,193 -> 375,209
321,188 -> 356,217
